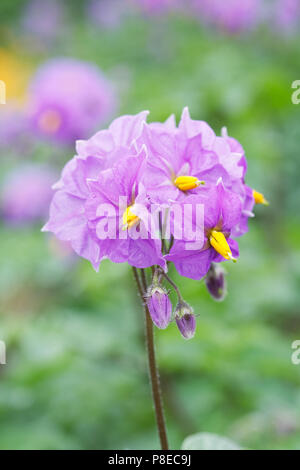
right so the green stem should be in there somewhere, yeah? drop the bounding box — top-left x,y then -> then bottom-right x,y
160,270 -> 184,303
132,267 -> 169,450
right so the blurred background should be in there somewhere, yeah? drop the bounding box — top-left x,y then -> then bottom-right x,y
0,0 -> 300,450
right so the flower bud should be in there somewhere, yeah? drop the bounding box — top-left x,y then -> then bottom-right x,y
205,263 -> 227,301
175,301 -> 196,339
146,285 -> 172,329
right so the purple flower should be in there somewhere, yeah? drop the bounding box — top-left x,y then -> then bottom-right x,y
21,0 -> 66,44
274,0 -> 300,32
175,302 -> 196,339
139,108 -> 246,202
165,182 -> 242,280
132,0 -> 177,15
146,285 -> 172,329
43,112 -> 165,270
193,0 -> 260,34
0,106 -> 29,150
29,58 -> 116,145
87,0 -> 128,29
136,109 -> 219,204
42,108 -> 265,339
205,263 -> 227,301
221,127 -> 255,237
43,108 -> 260,279
136,108 -> 252,237
231,184 -> 255,237
1,165 -> 56,225
84,149 -> 165,269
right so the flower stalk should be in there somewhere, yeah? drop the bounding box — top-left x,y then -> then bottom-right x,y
132,267 -> 169,450
159,269 -> 184,303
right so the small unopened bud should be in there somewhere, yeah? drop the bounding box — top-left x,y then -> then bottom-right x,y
175,301 -> 196,340
205,263 -> 227,301
146,285 -> 172,329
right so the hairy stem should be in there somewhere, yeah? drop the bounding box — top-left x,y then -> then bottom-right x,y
132,267 -> 169,450
159,270 -> 184,303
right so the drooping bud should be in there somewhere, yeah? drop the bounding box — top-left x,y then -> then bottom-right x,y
175,301 -> 196,340
146,285 -> 172,329
205,263 -> 227,301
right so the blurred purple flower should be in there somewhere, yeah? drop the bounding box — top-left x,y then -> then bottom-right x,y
132,0 -> 178,15
275,0 -> 300,32
0,106 -> 29,149
1,165 -> 56,225
193,0 -> 260,33
21,0 -> 65,44
87,0 -> 128,29
28,58 -> 116,145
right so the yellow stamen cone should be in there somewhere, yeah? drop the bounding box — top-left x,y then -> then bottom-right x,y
253,190 -> 269,206
209,230 -> 236,262
122,206 -> 139,230
174,175 -> 204,191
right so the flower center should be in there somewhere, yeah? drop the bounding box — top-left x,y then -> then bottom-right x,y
253,189 -> 269,206
174,175 -> 204,191
209,230 -> 236,262
122,206 -> 139,230
38,110 -> 62,134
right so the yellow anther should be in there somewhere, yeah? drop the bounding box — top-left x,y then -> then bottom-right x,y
253,190 -> 269,206
174,175 -> 204,191
122,206 -> 139,230
38,110 -> 62,134
209,230 -> 236,262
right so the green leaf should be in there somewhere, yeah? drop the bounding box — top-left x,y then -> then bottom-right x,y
181,433 -> 243,451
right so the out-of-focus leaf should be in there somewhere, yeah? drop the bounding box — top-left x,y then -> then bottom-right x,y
181,432 -> 243,450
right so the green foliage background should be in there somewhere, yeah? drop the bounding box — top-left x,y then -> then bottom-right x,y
0,1 -> 300,450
